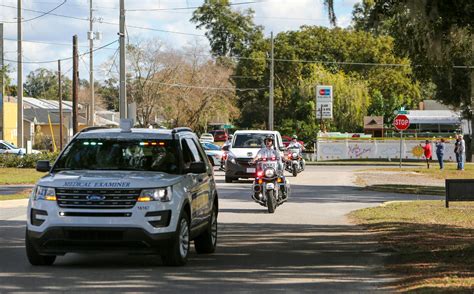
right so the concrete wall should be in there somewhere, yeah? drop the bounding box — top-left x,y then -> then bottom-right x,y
317,139 -> 457,161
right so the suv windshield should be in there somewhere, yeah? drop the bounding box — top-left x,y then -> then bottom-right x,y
233,133 -> 272,148
54,138 -> 179,174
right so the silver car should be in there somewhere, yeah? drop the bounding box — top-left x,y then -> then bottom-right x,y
201,142 -> 224,166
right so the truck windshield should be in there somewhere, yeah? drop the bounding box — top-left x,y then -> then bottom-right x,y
54,139 -> 179,174
233,134 -> 271,148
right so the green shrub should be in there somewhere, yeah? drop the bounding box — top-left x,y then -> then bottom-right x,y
0,152 -> 59,168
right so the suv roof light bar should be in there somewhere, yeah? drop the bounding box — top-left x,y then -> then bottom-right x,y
172,127 -> 193,134
79,126 -> 110,133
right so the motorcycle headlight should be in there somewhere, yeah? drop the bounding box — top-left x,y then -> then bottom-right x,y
33,186 -> 56,201
264,168 -> 276,178
138,187 -> 172,202
292,152 -> 298,158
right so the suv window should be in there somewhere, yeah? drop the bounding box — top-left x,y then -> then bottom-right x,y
181,138 -> 204,170
0,143 -> 7,150
54,138 -> 179,174
233,133 -> 270,148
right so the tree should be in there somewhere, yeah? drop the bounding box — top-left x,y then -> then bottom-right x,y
352,0 -> 474,157
97,78 -> 119,111
191,0 -> 264,58
24,68 -> 71,100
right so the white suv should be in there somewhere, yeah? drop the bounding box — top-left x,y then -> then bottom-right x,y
223,130 -> 284,183
26,126 -> 219,266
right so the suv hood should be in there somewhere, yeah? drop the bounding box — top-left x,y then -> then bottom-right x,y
229,148 -> 260,159
37,170 -> 184,189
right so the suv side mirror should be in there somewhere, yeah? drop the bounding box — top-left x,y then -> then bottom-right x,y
188,162 -> 207,174
222,145 -> 229,151
36,160 -> 51,172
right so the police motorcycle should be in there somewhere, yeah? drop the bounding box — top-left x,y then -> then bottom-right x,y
285,147 -> 305,177
251,155 -> 289,213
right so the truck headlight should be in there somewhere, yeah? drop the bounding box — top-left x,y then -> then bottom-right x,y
138,187 -> 172,202
33,186 -> 56,201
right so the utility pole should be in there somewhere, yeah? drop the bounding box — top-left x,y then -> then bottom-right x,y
72,35 -> 79,134
58,60 -> 63,150
119,0 -> 127,119
470,36 -> 474,162
89,0 -> 95,126
0,23 -> 4,140
269,31 -> 274,131
17,0 -> 23,147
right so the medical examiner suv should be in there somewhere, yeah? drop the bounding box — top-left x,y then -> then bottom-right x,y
26,123 -> 219,266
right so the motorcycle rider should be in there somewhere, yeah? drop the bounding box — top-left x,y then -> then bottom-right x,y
253,135 -> 287,199
287,135 -> 305,151
286,135 -> 305,170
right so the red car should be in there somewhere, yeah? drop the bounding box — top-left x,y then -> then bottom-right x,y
282,135 -> 305,148
209,130 -> 228,142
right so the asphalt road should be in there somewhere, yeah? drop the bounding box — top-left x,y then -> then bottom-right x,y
0,166 -> 434,293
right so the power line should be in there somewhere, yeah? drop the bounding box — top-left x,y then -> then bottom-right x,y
0,0 -> 67,23
3,37 -> 116,50
145,80 -> 267,91
127,1 -> 267,12
0,4 -> 206,37
4,39 -> 118,64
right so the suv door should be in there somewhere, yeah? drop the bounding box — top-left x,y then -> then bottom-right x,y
181,137 -> 211,228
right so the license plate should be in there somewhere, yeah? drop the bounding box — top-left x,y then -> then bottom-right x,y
266,183 -> 275,190
261,163 -> 277,169
246,168 -> 256,173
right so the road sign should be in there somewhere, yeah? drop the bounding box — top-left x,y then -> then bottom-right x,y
316,85 -> 333,119
393,114 -> 410,131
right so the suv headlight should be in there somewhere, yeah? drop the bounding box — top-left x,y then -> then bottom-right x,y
227,154 -> 236,164
138,187 -> 172,202
33,186 -> 56,201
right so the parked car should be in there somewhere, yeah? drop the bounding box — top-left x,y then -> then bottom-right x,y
0,140 -> 41,156
281,136 -> 305,148
201,142 -> 225,166
199,133 -> 214,143
209,130 -> 228,142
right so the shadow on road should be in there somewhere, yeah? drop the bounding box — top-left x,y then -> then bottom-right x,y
0,220 -> 393,292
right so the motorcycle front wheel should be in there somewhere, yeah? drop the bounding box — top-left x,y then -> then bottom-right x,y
292,164 -> 298,177
266,190 -> 276,213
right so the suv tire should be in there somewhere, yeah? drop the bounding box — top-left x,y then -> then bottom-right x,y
25,230 -> 56,266
162,211 -> 190,266
195,205 -> 217,254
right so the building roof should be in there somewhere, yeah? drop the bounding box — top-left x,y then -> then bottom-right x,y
363,116 -> 384,130
407,110 -> 461,125
24,109 -> 87,125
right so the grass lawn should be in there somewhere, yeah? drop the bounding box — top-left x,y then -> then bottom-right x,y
350,200 -> 474,292
373,163 -> 474,180
0,193 -> 30,201
363,184 -> 445,196
0,168 -> 45,185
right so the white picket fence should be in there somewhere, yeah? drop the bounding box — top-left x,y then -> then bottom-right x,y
315,139 -> 456,161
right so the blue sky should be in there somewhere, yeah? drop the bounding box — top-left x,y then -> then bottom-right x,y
1,0 -> 360,84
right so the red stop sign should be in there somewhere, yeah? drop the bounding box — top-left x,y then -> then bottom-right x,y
393,114 -> 410,131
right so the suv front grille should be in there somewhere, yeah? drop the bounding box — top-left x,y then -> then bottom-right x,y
55,189 -> 141,209
235,158 -> 252,167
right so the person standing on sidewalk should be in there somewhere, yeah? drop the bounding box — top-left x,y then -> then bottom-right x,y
435,138 -> 445,170
457,134 -> 466,170
421,140 -> 432,169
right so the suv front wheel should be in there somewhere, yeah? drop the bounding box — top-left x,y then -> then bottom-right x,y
194,205 -> 217,254
25,230 -> 56,266
161,211 -> 190,266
